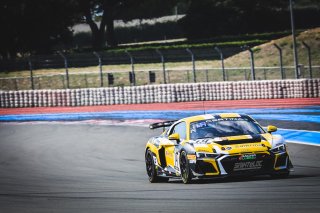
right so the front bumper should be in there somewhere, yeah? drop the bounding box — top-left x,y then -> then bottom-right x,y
191,152 -> 292,177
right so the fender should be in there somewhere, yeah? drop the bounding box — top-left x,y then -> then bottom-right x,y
180,142 -> 196,154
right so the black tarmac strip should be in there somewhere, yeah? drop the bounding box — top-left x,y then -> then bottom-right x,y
0,124 -> 319,213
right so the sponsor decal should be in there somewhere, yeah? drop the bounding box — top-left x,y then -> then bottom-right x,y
219,113 -> 241,118
221,135 -> 252,141
233,160 -> 263,171
239,154 -> 256,161
187,154 -> 196,160
190,117 -> 248,133
195,122 -> 207,128
194,139 -> 213,144
165,150 -> 173,158
235,144 -> 264,148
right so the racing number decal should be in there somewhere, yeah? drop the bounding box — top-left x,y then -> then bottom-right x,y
174,149 -> 180,172
153,156 -> 158,166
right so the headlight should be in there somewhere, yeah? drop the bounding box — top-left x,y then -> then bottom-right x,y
270,144 -> 286,153
196,152 -> 220,159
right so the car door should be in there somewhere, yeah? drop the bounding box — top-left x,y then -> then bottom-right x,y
165,122 -> 187,169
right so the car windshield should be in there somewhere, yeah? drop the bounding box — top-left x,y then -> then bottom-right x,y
190,118 -> 265,140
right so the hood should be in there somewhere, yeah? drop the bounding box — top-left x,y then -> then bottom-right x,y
192,134 -> 263,145
190,134 -> 271,154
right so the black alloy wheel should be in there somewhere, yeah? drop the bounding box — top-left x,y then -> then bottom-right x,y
180,151 -> 192,184
145,149 -> 169,183
145,150 -> 157,182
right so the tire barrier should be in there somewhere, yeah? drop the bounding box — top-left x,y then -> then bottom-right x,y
0,79 -> 319,108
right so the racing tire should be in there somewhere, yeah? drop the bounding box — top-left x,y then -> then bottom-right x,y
145,149 -> 169,183
180,151 -> 193,184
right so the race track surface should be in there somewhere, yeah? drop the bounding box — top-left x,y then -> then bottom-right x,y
0,124 -> 319,213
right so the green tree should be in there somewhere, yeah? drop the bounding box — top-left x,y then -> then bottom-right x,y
0,0 -> 180,59
0,0 -> 79,59
181,0 -> 320,39
78,0 -> 179,49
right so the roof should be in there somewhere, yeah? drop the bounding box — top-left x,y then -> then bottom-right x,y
180,113 -> 250,123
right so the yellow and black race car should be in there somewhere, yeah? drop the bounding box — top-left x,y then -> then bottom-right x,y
145,113 -> 293,183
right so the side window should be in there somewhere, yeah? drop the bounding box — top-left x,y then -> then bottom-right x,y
170,122 -> 186,140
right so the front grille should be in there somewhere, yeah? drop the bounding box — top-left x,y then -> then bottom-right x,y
220,154 -> 272,175
196,161 -> 217,174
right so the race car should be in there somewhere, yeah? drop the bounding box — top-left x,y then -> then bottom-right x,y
145,113 -> 293,183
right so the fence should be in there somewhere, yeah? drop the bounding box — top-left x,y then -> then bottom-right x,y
0,65 -> 319,91
0,42 -> 318,90
0,79 -> 319,108
0,47 -> 240,71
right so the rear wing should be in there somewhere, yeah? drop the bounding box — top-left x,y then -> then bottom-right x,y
149,120 -> 178,130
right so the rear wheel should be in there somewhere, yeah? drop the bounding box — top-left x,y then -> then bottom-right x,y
145,149 -> 168,183
180,151 -> 193,184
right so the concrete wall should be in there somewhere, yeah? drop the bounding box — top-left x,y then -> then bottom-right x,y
0,79 -> 319,108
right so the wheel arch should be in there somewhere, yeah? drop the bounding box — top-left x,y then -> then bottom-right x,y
180,143 -> 196,155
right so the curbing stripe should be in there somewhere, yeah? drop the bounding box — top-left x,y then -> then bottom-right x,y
0,110 -> 319,146
276,128 -> 320,146
0,110 -> 320,123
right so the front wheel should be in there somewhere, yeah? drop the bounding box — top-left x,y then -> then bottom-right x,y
180,151 -> 193,184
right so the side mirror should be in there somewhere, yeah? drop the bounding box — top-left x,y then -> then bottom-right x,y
267,125 -> 277,133
168,133 -> 180,141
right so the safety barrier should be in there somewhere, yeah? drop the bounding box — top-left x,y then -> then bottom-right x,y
0,79 -> 319,108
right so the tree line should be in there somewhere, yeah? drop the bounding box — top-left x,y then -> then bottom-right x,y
0,0 -> 178,60
0,0 -> 319,60
180,0 -> 320,39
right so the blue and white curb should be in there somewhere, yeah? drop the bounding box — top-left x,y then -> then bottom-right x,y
0,107 -> 319,146
277,129 -> 320,146
1,107 -> 320,123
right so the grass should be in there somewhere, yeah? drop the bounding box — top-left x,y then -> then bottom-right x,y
224,28 -> 320,68
108,39 -> 268,53
1,28 -> 319,90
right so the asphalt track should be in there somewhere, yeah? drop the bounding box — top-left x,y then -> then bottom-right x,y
0,123 -> 320,213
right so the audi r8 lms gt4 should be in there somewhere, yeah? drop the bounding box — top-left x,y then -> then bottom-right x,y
145,113 -> 293,184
